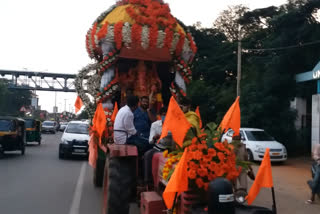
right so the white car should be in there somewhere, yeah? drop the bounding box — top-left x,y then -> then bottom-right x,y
221,128 -> 287,162
59,121 -> 90,159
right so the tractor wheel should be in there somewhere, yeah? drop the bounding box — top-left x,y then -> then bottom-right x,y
93,158 -> 105,187
103,156 -> 136,214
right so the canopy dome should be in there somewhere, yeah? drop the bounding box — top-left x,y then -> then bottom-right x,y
86,0 -> 197,62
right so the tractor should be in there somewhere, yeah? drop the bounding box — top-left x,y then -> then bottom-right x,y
74,1 -> 276,214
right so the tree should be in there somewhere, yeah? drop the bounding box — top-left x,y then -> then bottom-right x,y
0,79 -> 32,116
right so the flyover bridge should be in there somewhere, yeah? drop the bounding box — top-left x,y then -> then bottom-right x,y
0,69 -> 78,92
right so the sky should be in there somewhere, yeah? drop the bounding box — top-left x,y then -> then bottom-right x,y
0,0 -> 288,113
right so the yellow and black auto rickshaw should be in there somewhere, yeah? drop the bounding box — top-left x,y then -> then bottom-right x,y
25,118 -> 41,145
0,116 -> 26,156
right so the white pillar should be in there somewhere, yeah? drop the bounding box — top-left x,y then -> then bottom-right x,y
290,97 -> 306,130
311,94 -> 320,153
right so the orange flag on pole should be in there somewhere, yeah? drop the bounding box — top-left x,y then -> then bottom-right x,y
195,106 -> 202,129
111,102 -> 119,122
159,96 -> 191,147
246,148 -> 273,205
163,149 -> 189,209
92,103 -> 107,141
74,96 -> 83,113
219,96 -> 240,136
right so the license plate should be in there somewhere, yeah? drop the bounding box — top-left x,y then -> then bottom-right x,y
74,149 -> 85,153
272,153 -> 280,155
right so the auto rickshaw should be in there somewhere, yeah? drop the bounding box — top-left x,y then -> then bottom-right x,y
0,116 -> 26,155
25,118 -> 42,145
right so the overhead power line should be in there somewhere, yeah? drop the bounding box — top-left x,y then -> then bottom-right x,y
243,39 -> 320,52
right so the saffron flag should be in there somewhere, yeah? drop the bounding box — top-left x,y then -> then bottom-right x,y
88,136 -> 98,168
246,148 -> 273,205
159,96 -> 191,147
163,149 -> 189,208
195,106 -> 202,128
92,103 -> 107,140
74,96 -> 83,113
219,96 -> 241,136
111,102 -> 119,122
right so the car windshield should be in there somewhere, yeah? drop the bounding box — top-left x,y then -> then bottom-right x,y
25,120 -> 35,128
245,130 -> 274,141
66,123 -> 89,134
0,120 -> 15,131
43,121 -> 55,126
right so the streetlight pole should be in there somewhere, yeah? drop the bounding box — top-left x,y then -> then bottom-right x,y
236,29 -> 242,97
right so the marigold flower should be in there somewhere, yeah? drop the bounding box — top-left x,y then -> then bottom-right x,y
163,150 -> 168,158
217,152 -> 225,162
196,178 -> 204,188
188,161 -> 198,170
197,167 -> 208,177
208,162 -> 217,172
208,148 -> 217,157
208,173 -> 216,181
188,169 -> 197,179
191,151 -> 202,160
203,155 -> 212,163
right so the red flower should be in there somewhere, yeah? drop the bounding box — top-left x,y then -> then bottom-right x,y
188,161 -> 198,170
164,27 -> 173,49
208,148 -> 217,157
175,31 -> 185,56
196,178 -> 204,188
149,24 -> 158,48
114,22 -> 123,50
188,169 -> 197,179
131,24 -> 142,47
97,22 -> 108,40
197,167 -> 208,178
217,152 -> 225,163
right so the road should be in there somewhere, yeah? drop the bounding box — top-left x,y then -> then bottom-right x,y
250,158 -> 320,213
1,132 -> 320,214
0,133 -> 102,214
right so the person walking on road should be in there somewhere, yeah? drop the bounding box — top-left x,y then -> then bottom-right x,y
306,144 -> 320,204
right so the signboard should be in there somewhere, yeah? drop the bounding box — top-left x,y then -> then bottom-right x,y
296,61 -> 320,82
20,106 -> 27,112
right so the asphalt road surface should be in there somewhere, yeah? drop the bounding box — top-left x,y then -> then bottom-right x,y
0,132 -> 102,214
2,132 -> 320,214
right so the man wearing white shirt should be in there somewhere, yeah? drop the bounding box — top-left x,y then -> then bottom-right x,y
148,107 -> 167,144
114,96 -> 139,144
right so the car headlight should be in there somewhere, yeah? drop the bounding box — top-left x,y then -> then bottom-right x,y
255,145 -> 265,153
283,146 -> 287,154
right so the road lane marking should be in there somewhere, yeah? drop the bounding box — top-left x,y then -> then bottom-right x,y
69,162 -> 87,214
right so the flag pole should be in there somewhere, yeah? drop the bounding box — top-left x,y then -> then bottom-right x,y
168,192 -> 178,214
271,187 -> 277,214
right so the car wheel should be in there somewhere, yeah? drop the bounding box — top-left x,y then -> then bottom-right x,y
247,149 -> 254,162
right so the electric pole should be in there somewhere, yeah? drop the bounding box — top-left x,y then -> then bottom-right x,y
236,30 -> 242,97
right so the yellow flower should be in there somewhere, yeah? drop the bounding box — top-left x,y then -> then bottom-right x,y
163,150 -> 168,158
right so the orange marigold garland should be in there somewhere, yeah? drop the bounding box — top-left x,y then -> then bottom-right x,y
149,24 -> 158,48
131,24 -> 142,47
97,22 -> 109,40
164,27 -> 174,50
187,33 -> 197,54
162,132 -> 241,191
114,22 -> 124,50
175,30 -> 185,56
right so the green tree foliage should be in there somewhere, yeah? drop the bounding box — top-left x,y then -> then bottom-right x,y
0,79 -> 32,116
187,0 -> 320,154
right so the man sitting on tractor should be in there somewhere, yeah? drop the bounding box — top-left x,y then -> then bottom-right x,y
114,95 -> 139,145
